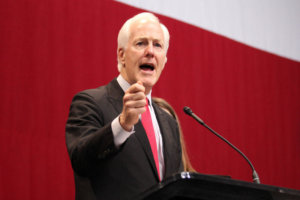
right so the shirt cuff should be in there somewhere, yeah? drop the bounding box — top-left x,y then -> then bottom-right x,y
112,116 -> 135,147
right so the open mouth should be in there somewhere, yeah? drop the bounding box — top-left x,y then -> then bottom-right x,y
139,64 -> 155,71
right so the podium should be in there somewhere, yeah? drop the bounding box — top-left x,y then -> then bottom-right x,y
136,172 -> 300,200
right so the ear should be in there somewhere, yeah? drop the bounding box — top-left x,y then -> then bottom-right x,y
161,57 -> 167,70
118,48 -> 126,66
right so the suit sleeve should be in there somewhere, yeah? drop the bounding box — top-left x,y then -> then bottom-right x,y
65,91 -> 118,176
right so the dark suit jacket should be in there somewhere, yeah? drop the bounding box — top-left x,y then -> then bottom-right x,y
65,78 -> 183,200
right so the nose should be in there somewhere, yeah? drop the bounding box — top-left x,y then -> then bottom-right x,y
145,43 -> 154,57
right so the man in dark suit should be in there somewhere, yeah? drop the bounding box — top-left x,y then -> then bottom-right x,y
66,12 -> 183,200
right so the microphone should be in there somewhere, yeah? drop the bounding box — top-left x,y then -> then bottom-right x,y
183,106 -> 260,184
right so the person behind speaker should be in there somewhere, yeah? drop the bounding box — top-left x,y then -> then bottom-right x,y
152,97 -> 196,172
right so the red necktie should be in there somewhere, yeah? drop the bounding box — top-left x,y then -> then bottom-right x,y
141,99 -> 160,180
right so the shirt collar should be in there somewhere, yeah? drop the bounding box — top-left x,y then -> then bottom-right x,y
117,74 -> 152,106
117,74 -> 131,92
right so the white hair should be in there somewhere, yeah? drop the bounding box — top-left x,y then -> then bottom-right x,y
117,12 -> 170,72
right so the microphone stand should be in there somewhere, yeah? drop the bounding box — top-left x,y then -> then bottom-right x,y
183,106 -> 260,184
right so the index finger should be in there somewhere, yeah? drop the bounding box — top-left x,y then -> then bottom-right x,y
126,82 -> 145,94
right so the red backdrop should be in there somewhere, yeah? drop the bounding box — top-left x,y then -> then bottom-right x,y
1,1 -> 299,199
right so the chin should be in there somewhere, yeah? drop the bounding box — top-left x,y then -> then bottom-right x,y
141,79 -> 155,88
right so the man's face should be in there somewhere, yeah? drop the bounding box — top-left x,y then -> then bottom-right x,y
119,19 -> 167,94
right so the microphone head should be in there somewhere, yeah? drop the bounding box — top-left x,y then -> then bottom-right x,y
183,106 -> 193,115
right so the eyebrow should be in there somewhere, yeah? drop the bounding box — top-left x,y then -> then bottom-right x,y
134,37 -> 163,43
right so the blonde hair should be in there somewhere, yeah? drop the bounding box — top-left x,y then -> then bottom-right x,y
152,97 -> 196,172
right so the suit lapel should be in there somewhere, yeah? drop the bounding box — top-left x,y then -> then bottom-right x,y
106,79 -> 124,113
134,121 -> 160,180
106,79 -> 159,180
152,102 -> 174,178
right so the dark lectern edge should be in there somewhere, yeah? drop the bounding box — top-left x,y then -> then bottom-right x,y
135,172 -> 300,200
